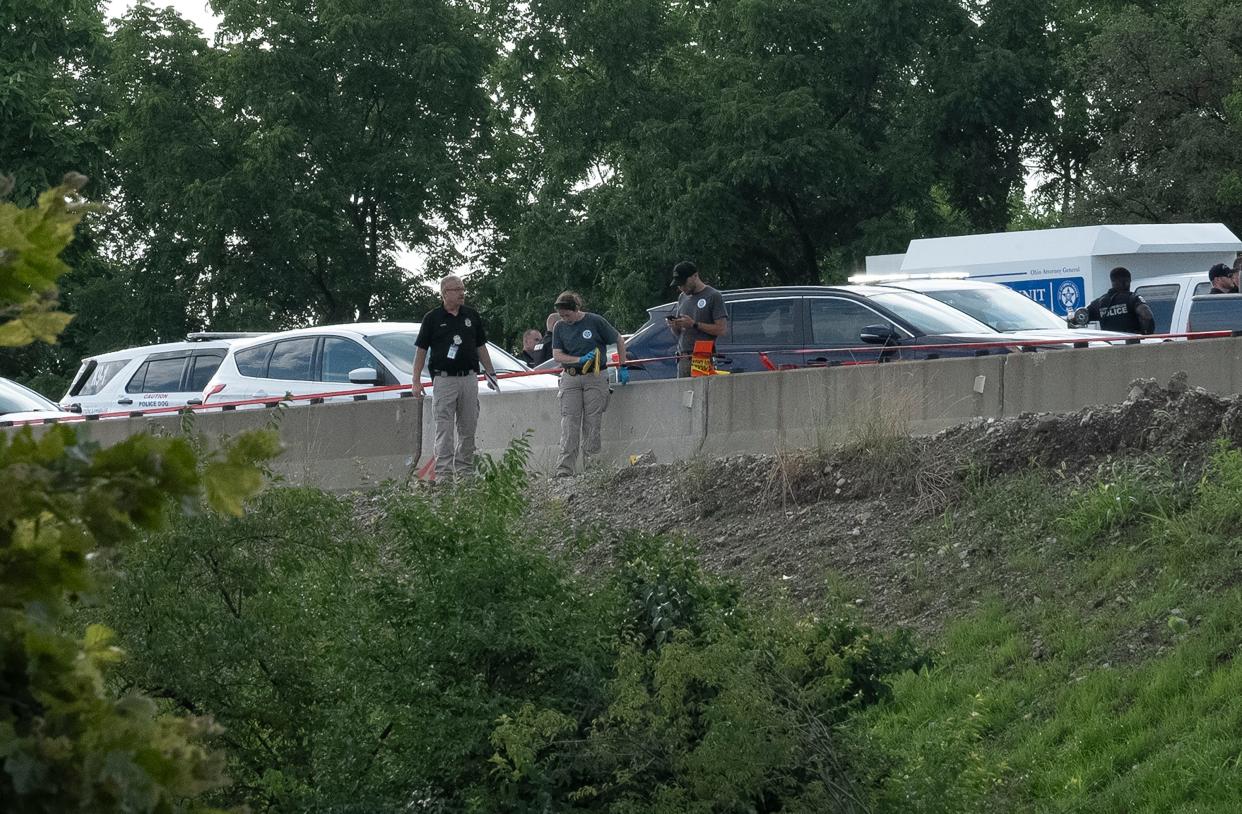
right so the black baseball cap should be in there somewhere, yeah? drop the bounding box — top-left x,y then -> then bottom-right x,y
671,260 -> 697,285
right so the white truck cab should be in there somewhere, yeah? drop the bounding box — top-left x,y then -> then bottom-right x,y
867,223 -> 1241,334
1129,272 -> 1214,334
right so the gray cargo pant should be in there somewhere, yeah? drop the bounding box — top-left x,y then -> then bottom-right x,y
557,370 -> 609,476
431,374 -> 480,480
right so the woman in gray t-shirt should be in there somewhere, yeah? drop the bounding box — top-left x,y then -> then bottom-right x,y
549,291 -> 628,476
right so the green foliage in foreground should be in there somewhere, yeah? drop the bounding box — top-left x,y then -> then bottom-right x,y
95,443 -> 926,812
853,444 -> 1242,812
1,180 -> 281,812
0,424 -> 279,812
0,174 -> 88,349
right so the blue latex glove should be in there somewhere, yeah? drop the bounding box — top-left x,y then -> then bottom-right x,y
577,350 -> 596,366
616,365 -> 630,385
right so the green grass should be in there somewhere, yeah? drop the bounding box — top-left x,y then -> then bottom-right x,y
850,445 -> 1242,813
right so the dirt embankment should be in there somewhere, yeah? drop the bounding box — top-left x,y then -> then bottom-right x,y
525,373 -> 1242,638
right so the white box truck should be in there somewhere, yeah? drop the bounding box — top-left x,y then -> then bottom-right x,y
866,223 -> 1242,333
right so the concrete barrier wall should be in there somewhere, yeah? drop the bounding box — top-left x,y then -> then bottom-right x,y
1000,336 -> 1242,416
10,336 -> 1242,489
36,398 -> 425,491
697,355 -> 1006,456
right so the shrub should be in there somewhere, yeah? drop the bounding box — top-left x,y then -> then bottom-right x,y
1,179 -> 277,812
98,442 -> 928,812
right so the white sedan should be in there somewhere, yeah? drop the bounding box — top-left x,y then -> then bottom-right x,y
880,278 -> 1135,343
1,377 -> 79,425
200,322 -> 559,407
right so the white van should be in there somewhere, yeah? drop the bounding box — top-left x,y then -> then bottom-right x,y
62,333 -> 265,416
867,223 -> 1241,330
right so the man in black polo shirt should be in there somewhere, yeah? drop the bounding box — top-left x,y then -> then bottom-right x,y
411,274 -> 500,481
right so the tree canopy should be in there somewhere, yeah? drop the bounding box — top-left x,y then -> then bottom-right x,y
3,0 -> 1242,384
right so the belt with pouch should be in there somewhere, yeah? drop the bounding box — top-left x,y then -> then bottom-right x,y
562,367 -> 602,377
431,369 -> 473,378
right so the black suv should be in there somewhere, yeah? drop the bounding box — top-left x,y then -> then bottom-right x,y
619,285 -> 1033,380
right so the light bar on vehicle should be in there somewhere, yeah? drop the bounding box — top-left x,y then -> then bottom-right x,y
184,331 -> 269,341
847,271 -> 970,284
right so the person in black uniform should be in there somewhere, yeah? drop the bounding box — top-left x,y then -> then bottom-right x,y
1086,266 -> 1156,334
411,274 -> 500,481
517,329 -> 544,365
536,312 -> 560,364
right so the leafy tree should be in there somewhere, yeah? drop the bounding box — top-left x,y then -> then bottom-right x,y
0,0 -> 120,395
470,0 -> 1055,334
926,0 -> 1058,232
1072,0 -> 1242,230
1,180 -> 277,811
0,1 -> 111,206
108,0 -> 498,331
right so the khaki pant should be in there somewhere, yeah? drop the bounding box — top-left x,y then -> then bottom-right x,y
557,371 -> 609,476
431,374 -> 480,480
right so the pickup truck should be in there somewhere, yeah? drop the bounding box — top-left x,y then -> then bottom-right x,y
1187,293 -> 1242,333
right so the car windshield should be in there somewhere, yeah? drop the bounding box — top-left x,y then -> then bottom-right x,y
868,291 -> 997,335
918,287 -> 1068,332
0,378 -> 58,415
366,331 -> 527,374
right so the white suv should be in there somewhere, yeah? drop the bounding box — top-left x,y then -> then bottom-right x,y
61,333 -> 265,416
200,322 -> 556,407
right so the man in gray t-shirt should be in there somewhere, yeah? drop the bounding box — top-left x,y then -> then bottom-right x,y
667,260 -> 728,378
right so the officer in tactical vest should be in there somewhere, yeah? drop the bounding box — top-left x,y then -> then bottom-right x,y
1086,266 -> 1155,335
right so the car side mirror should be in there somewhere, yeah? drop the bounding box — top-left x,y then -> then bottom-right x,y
348,366 -> 380,385
860,324 -> 900,346
1067,307 -> 1090,328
